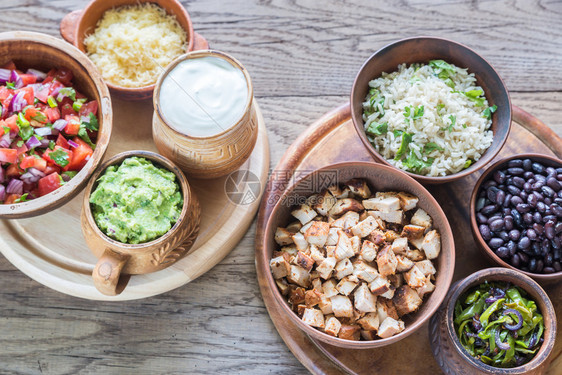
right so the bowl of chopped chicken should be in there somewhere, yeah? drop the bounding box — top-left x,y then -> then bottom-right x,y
261,161 -> 455,348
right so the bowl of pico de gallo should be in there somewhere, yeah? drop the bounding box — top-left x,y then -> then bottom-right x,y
0,31 -> 112,218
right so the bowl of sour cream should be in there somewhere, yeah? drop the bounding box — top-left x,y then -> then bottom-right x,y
152,50 -> 258,179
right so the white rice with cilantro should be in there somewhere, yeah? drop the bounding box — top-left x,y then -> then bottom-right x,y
362,60 -> 496,177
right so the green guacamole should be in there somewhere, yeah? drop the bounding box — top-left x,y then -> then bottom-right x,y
89,156 -> 183,244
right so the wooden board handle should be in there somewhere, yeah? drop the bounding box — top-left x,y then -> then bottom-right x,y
192,32 -> 209,50
513,105 -> 562,158
60,9 -> 83,45
93,249 -> 130,296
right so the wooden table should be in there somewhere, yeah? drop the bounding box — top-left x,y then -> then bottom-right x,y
0,1 -> 561,373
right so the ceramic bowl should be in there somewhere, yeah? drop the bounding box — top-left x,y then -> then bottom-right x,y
81,150 -> 200,296
60,0 -> 209,101
260,161 -> 455,348
0,31 -> 112,219
470,153 -> 562,283
429,267 -> 557,374
152,50 -> 258,179
350,36 -> 511,184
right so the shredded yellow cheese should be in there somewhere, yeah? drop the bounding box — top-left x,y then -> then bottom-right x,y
84,3 -> 187,88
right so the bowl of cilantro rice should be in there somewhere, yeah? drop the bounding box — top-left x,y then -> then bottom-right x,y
351,37 -> 511,184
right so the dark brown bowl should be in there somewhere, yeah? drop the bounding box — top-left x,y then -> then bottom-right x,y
0,31 -> 112,219
470,154 -> 562,283
350,36 -> 511,184
260,161 -> 455,349
429,267 -> 557,374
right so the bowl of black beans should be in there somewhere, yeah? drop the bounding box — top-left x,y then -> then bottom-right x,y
470,154 -> 562,282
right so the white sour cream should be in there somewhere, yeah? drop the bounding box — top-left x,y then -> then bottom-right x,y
159,56 -> 249,137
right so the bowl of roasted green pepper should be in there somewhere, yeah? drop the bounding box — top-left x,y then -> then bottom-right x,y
429,267 -> 556,374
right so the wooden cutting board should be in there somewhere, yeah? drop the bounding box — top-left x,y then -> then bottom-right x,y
255,103 -> 562,375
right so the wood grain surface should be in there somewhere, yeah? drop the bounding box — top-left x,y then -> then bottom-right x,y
0,0 -> 561,374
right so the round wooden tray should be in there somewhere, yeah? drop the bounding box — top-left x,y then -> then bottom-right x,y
255,104 -> 562,374
0,99 -> 269,301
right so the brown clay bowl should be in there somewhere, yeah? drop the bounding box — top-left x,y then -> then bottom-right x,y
470,154 -> 562,284
59,0 -> 209,101
350,36 -> 511,184
81,150 -> 200,296
260,161 -> 455,349
152,50 -> 258,179
0,31 -> 112,219
429,267 -> 557,374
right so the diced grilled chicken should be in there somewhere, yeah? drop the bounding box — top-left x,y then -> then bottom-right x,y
313,189 -> 337,216
350,236 -> 361,255
324,316 -> 342,337
353,260 -> 379,283
291,232 -> 308,252
304,221 -> 330,247
415,260 -> 436,276
368,229 -> 386,245
377,298 -> 399,321
354,284 -> 378,313
387,274 -> 403,288
317,257 -> 336,280
295,251 -> 315,272
325,227 -> 339,246
289,287 -> 306,306
286,221 -> 302,233
408,234 -> 424,251
299,221 -> 313,234
275,278 -> 290,295
270,255 -> 290,279
311,278 -> 323,293
362,196 -> 400,212
357,312 -> 380,331
291,204 -> 318,225
338,325 -> 361,340
275,227 -> 294,246
322,278 -> 339,298
330,295 -> 354,318
380,287 -> 395,300
310,270 -> 320,280
404,265 -> 426,288
422,230 -> 441,259
318,294 -> 333,314
309,245 -> 325,265
334,258 -> 354,280
376,245 -> 398,277
328,185 -> 350,199
369,210 -> 403,225
325,246 -> 336,259
384,230 -> 400,242
395,255 -> 414,272
346,178 -> 371,199
391,237 -> 409,254
351,216 -> 379,238
297,304 -> 307,316
336,276 -> 359,296
377,317 -> 405,338
279,245 -> 298,258
305,289 -> 323,307
302,308 -> 325,328
401,224 -> 426,240
393,285 -> 423,316
360,240 -> 377,262
375,191 -> 398,199
329,198 -> 365,217
335,231 -> 355,261
416,276 -> 436,298
411,208 -> 432,228
396,192 -> 419,211
405,249 -> 425,261
287,265 -> 311,288
369,275 -> 391,296
361,330 -> 378,341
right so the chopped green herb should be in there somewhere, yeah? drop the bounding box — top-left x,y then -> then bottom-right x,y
395,132 -> 413,159
457,89 -> 486,107
2,126 -> 10,134
429,60 -> 456,76
31,112 -> 47,123
48,140 -> 55,150
443,115 -> 456,132
462,123 -> 467,129
437,103 -> 445,113
18,125 -> 34,141
14,193 -> 29,203
78,127 -> 96,149
6,82 -> 15,89
443,78 -> 455,88
368,87 -> 379,97
57,87 -> 76,101
81,112 -> 99,131
393,129 -> 403,137
483,104 -> 498,119
49,148 -> 70,167
424,142 -> 444,153
17,112 -> 30,128
403,105 -> 424,122
402,150 -> 434,173
16,140 -> 24,147
366,122 -> 388,137
47,96 -> 57,108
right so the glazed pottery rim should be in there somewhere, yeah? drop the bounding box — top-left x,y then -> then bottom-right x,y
469,153 -> 562,280
76,0 -> 195,94
445,267 -> 556,373
0,31 -> 112,218
83,150 -> 192,251
153,49 -> 254,140
262,160 -> 456,348
350,35 -> 512,184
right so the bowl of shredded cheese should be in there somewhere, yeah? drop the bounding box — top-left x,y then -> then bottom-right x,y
60,0 -> 209,100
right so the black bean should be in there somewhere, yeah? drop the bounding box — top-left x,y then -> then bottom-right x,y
533,242 -> 542,256
527,193 -> 538,207
533,212 -> 543,223
537,202 -> 547,213
547,167 -> 557,177
511,196 -> 524,206
521,192 -> 529,201
511,253 -> 521,268
543,266 -> 555,274
527,229 -> 538,241
507,240 -> 517,256
523,172 -> 534,180
555,222 -> 562,234
507,186 -> 521,196
508,159 -> 523,168
504,194 -> 512,208
551,204 -> 562,217
543,215 -> 557,223
559,190 -> 562,198
552,237 -> 561,250
481,205 -> 498,215
518,236 -> 531,250
511,209 -> 524,228
476,197 -> 486,211
532,162 -> 545,174
532,191 -> 544,202
542,186 -> 555,197
536,174 -> 547,183
489,237 -> 504,249
512,176 -> 525,188
507,167 -> 524,175
536,259 -> 544,273
479,225 -> 492,241
488,214 -> 502,222
545,253 -> 553,266
532,181 -> 544,190
483,180 -> 498,189
519,252 -> 530,263
509,229 -> 521,241
487,186 -> 499,203
554,261 -> 562,272
542,239 -> 552,255
523,213 -> 534,225
547,177 -> 561,191
533,223 -> 544,235
476,213 -> 488,224
545,220 -> 556,240
494,170 -> 506,184
555,198 -> 562,205
489,218 -> 504,232
505,216 -> 514,231
496,247 -> 510,259
499,231 -> 509,242
529,258 -> 537,272
554,249 -> 562,260
523,159 -> 532,171
516,203 -> 531,213
496,190 -> 506,206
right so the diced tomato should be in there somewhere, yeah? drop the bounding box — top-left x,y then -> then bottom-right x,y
60,103 -> 77,118
63,115 -> 80,135
20,155 -> 47,171
56,133 -> 70,149
34,83 -> 51,103
54,68 -> 73,86
79,100 -> 98,117
14,143 -> 28,157
43,164 -> 61,175
75,91 -> 86,100
4,115 -> 18,134
66,137 -> 93,171
38,172 -> 61,197
23,106 -> 38,121
19,74 -> 37,85
0,86 -> 10,101
19,155 -> 35,169
0,148 -> 17,164
6,163 -> 23,177
44,106 -> 61,123
42,145 -> 72,168
18,86 -> 34,105
48,80 -> 64,96
1,61 -> 16,70
4,194 -> 21,204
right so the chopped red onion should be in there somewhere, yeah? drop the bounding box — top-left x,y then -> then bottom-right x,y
25,136 -> 42,149
52,119 -> 68,131
50,85 -> 62,97
0,68 -> 10,84
9,70 -> 23,89
28,168 -> 45,178
39,138 -> 51,148
26,68 -> 47,80
502,309 -> 523,331
0,167 -> 4,183
68,139 -> 79,148
0,184 -> 5,201
0,134 -> 11,148
6,179 -> 23,195
8,91 -> 26,113
34,127 -> 52,137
